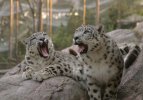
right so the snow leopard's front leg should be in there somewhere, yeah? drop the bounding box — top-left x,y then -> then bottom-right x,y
86,77 -> 101,100
22,65 -> 34,80
103,73 -> 122,100
32,63 -> 73,81
103,80 -> 118,100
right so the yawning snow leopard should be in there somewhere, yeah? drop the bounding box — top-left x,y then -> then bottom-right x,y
22,32 -> 85,82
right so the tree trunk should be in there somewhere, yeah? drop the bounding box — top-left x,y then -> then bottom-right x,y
15,0 -> 19,60
49,0 -> 53,36
9,0 -> 14,58
83,0 -> 86,25
46,0 -> 49,34
37,0 -> 43,31
27,0 -> 36,32
95,0 -> 100,25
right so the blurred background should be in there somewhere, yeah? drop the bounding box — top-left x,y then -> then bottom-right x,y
0,0 -> 143,75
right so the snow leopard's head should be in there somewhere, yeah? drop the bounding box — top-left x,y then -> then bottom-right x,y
23,32 -> 54,59
73,24 -> 104,54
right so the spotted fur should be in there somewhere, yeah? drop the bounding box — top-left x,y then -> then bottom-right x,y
120,44 -> 141,69
73,25 -> 124,100
22,32 -> 86,82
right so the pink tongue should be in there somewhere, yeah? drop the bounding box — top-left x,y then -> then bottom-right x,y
41,47 -> 48,57
77,46 -> 84,53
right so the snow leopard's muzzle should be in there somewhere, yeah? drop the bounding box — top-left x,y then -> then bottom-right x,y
37,38 -> 49,58
73,36 -> 88,54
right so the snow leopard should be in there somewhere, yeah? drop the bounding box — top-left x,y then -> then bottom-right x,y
22,32 -> 85,83
73,25 -> 124,100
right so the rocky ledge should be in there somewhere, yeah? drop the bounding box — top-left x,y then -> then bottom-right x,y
0,28 -> 142,100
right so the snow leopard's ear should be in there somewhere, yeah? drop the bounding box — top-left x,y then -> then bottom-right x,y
21,37 -> 29,45
95,24 -> 104,34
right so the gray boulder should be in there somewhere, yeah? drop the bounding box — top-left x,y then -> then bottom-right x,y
106,29 -> 140,47
107,29 -> 143,100
0,70 -> 88,100
0,29 -> 142,100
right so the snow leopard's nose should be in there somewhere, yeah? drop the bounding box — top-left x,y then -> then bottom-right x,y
73,36 -> 81,44
38,38 -> 45,45
74,36 -> 79,41
39,38 -> 45,41
44,39 -> 48,43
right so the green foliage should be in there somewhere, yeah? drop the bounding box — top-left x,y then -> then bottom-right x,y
53,9 -> 96,50
86,9 -> 96,25
53,0 -> 73,9
66,11 -> 83,34
80,0 -> 95,6
53,24 -> 73,50
67,9 -> 96,33
17,41 -> 25,58
0,51 -> 8,63
101,7 -> 118,32
101,0 -> 143,31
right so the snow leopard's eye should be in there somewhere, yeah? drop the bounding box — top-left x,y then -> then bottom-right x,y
84,28 -> 93,34
30,37 -> 36,41
43,33 -> 47,36
84,30 -> 90,34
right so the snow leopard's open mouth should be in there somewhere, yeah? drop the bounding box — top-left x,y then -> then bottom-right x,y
74,42 -> 88,54
37,41 -> 49,58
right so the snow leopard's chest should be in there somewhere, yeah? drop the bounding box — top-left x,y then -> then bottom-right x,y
87,63 -> 118,83
84,61 -> 118,84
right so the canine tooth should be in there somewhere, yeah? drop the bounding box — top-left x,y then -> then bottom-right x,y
39,41 -> 43,45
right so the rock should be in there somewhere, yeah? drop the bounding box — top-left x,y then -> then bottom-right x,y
133,21 -> 143,40
0,69 -> 88,100
106,29 -> 142,70
0,28 -> 142,100
117,14 -> 143,25
106,29 -> 140,47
